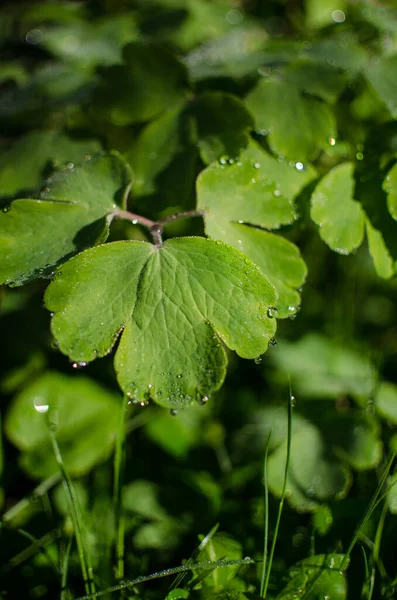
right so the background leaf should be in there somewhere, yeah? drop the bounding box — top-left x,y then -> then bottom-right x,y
245,78 -> 336,161
0,152 -> 132,286
311,162 -> 365,254
4,372 -> 120,478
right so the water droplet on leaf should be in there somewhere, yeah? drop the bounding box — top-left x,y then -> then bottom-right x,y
269,337 -> 277,347
198,395 -> 209,406
254,356 -> 263,364
170,409 -> 178,416
34,397 -> 49,413
267,306 -> 278,318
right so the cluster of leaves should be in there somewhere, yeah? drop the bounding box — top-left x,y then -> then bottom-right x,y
2,0 -> 397,599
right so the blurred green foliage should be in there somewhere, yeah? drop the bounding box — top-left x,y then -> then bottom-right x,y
2,1 -> 397,599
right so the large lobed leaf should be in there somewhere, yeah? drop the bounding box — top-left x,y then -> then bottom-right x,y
45,237 -> 277,408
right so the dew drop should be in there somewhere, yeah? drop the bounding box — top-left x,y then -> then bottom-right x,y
66,162 -> 74,170
273,189 -> 281,197
2,205 -> 11,213
72,361 -> 87,369
267,306 -> 278,318
332,9 -> 345,23
198,395 -> 209,406
295,162 -> 305,171
176,374 -> 183,379
132,219 -> 138,225
290,395 -> 296,407
170,409 -> 178,416
34,397 -> 49,413
254,356 -> 263,364
253,162 -> 261,169
140,400 -> 149,407
219,156 -> 228,165
329,137 -> 336,146
244,556 -> 251,561
26,28 -> 43,45
269,337 -> 277,347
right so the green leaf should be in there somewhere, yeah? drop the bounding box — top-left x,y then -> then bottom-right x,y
305,0 -> 347,30
276,554 -> 347,600
184,25 -> 267,81
0,131 -> 102,201
145,405 -> 207,457
125,107 -> 183,197
170,0 -> 245,51
283,59 -> 347,104
192,92 -> 254,164
245,78 -> 336,161
270,333 -> 376,400
197,142 -> 316,316
44,238 -> 277,408
40,15 -> 138,69
311,162 -> 365,254
265,408 -> 350,512
96,42 -> 189,125
383,162 -> 397,221
375,381 -> 397,424
386,473 -> 397,514
165,589 -> 189,600
365,216 -> 395,279
0,151 -> 132,286
366,54 -> 397,119
304,34 -> 367,73
325,415 -> 382,471
4,372 -> 120,478
313,504 -> 333,536
194,533 -> 242,590
123,480 -> 169,521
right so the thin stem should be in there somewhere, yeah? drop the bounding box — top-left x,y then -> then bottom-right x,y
113,395 -> 129,585
111,209 -> 155,230
49,427 -> 96,595
2,473 -> 61,524
159,210 -> 205,225
61,536 -> 74,600
0,528 -> 60,574
260,430 -> 272,598
73,558 -> 255,600
121,178 -> 134,211
261,393 -> 293,598
373,499 -> 388,579
341,453 -> 395,571
169,522 -> 219,591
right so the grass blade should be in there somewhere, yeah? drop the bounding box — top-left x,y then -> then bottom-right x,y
341,453 -> 395,570
261,390 -> 293,598
61,536 -> 74,600
113,395 -> 129,584
49,426 -> 96,595
169,522 -> 219,591
260,430 -> 272,598
73,557 -> 255,600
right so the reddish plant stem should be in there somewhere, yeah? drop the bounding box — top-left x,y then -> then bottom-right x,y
111,208 -> 205,245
